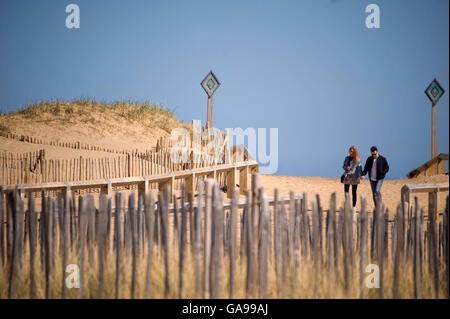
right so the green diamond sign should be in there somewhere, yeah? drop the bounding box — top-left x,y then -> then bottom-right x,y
201,71 -> 220,97
425,78 -> 445,105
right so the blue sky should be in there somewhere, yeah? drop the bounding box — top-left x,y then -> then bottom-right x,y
0,0 -> 448,179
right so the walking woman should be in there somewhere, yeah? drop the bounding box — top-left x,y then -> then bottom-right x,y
341,146 -> 363,207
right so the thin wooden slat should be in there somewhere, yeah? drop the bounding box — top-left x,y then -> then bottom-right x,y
144,190 -> 155,299
97,193 -> 108,298
179,183 -> 187,299
87,192 -> 96,265
280,199 -> 288,299
413,197 -> 421,299
243,190 -> 253,298
312,196 -> 320,298
194,180 -> 203,298
173,194 -> 179,249
290,197 -> 299,298
201,179 -> 213,298
445,196 -> 449,291
160,187 -> 171,298
288,191 -> 295,263
61,191 -> 70,299
250,173 -> 260,297
301,193 -> 308,260
229,187 -> 238,298
39,191 -> 46,275
325,193 -> 334,289
114,192 -> 124,299
259,188 -> 269,299
8,191 -> 24,299
188,191 -> 195,257
137,194 -> 143,257
78,195 -> 88,299
45,195 -> 53,299
0,187 -> 4,268
129,192 -> 138,299
210,183 -> 224,298
428,191 -> 439,298
273,188 -> 280,277
70,191 -> 76,249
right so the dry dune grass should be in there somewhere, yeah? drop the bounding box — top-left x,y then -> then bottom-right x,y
0,99 -> 190,156
0,227 -> 447,299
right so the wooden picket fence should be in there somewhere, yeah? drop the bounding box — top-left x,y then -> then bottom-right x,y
0,123 -> 233,186
0,148 -> 234,186
0,131 -> 157,155
0,121 -> 229,158
0,176 -> 448,299
0,150 -> 46,173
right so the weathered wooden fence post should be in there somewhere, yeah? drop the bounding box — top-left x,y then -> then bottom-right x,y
61,191 -> 70,299
179,182 -> 188,299
45,195 -> 54,299
8,190 -> 24,299
359,195 -> 368,299
0,187 -> 4,268
203,179 -> 213,299
144,190 -> 155,299
311,197 -> 320,298
280,200 -> 288,299
413,197 -> 421,299
159,187 -> 171,298
194,180 -> 203,298
326,193 -> 336,292
259,188 -> 269,299
28,191 -> 37,299
114,192 -> 124,299
210,183 -> 224,299
229,187 -> 238,298
428,190 -> 439,298
245,190 -> 253,298
97,193 -> 108,299
129,192 -> 138,298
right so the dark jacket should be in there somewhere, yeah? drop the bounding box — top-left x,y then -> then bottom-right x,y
343,156 -> 362,178
362,155 -> 389,180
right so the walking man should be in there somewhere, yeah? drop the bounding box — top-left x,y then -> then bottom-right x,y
361,146 -> 389,207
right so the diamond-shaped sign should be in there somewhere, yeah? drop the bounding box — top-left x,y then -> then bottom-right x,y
201,71 -> 220,97
425,78 -> 445,105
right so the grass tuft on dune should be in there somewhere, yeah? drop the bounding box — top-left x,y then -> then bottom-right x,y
4,98 -> 185,134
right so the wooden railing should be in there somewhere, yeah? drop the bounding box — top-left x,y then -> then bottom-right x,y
406,153 -> 448,178
0,121 -> 235,185
2,161 -> 259,200
401,182 -> 449,218
0,150 -> 233,185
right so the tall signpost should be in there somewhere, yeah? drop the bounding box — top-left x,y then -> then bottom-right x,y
424,78 -> 445,159
201,70 -> 221,129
